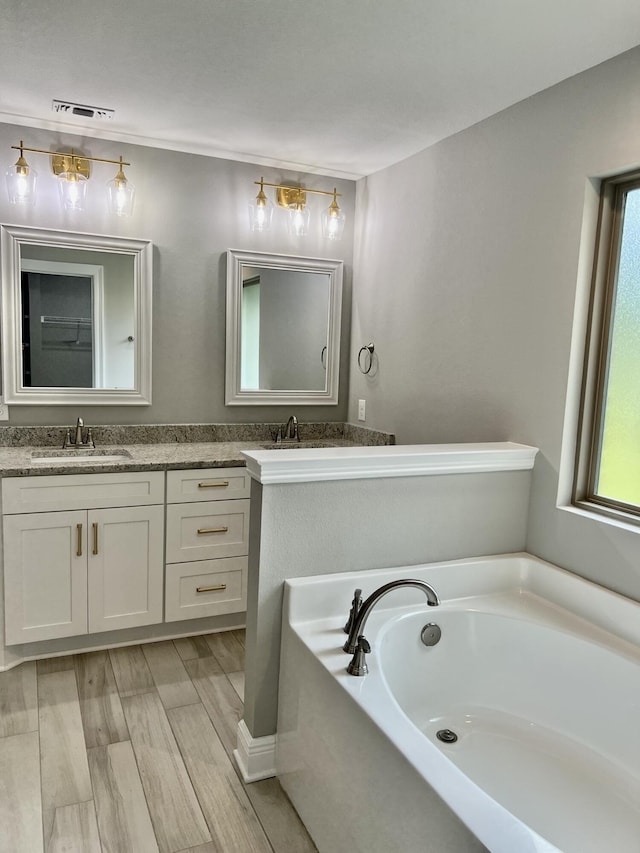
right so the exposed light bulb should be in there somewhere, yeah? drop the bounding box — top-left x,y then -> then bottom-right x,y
248,178 -> 273,231
289,203 -> 310,237
322,190 -> 345,240
6,143 -> 37,206
107,160 -> 135,217
58,157 -> 88,211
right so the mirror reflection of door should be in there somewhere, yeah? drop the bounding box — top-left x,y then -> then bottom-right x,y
241,275 -> 260,389
20,260 -> 103,388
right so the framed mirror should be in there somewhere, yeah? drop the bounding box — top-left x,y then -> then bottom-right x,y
225,249 -> 343,405
0,224 -> 152,405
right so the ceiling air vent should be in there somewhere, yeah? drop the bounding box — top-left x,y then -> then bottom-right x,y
52,100 -> 115,120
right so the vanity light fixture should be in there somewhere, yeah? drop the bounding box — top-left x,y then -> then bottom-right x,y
106,156 -> 135,217
249,177 -> 344,240
322,188 -> 346,241
6,142 -> 135,216
56,152 -> 89,211
248,177 -> 274,232
5,141 -> 37,206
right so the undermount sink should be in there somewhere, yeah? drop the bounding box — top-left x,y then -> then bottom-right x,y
259,441 -> 334,450
31,448 -> 133,464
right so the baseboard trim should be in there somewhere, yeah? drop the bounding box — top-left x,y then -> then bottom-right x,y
234,719 -> 277,782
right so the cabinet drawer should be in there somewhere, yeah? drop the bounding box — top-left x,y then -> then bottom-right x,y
2,471 -> 165,514
166,500 -> 249,563
166,467 -> 250,503
165,557 -> 247,621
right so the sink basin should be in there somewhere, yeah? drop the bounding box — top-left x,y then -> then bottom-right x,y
31,448 -> 133,464
259,441 -> 334,450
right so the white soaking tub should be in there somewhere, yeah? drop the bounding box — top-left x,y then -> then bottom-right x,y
276,553 -> 640,853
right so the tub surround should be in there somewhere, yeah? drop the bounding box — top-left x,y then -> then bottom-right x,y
236,441 -> 538,782
279,554 -> 640,853
242,441 -> 537,484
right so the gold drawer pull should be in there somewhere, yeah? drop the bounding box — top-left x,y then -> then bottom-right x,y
198,481 -> 229,488
196,584 -> 227,593
197,526 -> 229,535
76,523 -> 83,557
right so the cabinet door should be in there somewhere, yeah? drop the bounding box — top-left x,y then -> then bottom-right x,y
3,510 -> 87,644
88,505 -> 164,633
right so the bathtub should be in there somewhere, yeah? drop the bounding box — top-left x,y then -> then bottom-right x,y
276,553 -> 640,853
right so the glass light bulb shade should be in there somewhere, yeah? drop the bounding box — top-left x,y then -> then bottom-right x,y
248,197 -> 274,231
6,164 -> 37,206
288,204 -> 310,237
107,177 -> 135,217
322,206 -> 346,240
58,171 -> 88,211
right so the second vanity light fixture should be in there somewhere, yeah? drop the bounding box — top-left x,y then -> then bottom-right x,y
249,177 -> 345,240
6,140 -> 135,216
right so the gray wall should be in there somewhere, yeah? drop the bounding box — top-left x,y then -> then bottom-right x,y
245,469 -> 533,738
348,46 -> 640,600
0,122 -> 355,424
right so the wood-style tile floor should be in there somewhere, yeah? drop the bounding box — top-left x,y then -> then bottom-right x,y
0,629 -> 318,853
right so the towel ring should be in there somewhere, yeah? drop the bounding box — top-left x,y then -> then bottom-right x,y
358,343 -> 375,374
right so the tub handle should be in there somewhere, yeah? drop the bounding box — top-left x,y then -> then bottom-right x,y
346,635 -> 371,677
343,588 -> 363,634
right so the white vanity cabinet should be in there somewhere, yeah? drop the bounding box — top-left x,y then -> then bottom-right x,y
165,467 -> 250,621
2,471 -> 164,645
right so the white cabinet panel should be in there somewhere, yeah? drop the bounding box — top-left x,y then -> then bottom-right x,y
4,510 -> 88,644
2,471 -> 164,514
165,499 -> 250,564
88,505 -> 164,633
165,557 -> 247,622
166,468 -> 250,503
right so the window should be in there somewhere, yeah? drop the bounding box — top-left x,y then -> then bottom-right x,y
575,171 -> 640,520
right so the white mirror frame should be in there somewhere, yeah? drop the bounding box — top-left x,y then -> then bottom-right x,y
225,249 -> 343,406
0,224 -> 152,405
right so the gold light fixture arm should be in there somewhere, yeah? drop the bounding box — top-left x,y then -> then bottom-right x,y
255,178 -> 341,209
10,143 -> 130,168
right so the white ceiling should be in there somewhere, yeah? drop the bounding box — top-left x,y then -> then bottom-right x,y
3,1 -> 640,179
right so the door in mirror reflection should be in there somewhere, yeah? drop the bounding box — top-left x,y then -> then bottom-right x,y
22,263 -> 94,388
240,265 -> 330,392
20,246 -> 135,390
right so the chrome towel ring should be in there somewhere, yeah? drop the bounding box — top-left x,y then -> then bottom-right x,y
358,343 -> 375,374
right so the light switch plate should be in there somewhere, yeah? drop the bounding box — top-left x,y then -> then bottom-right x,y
358,399 -> 366,421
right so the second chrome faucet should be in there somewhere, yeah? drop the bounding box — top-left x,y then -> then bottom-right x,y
63,417 -> 95,449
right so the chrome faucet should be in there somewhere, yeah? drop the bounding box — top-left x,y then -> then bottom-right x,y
74,416 -> 84,446
63,417 -> 95,449
344,579 -> 440,676
283,414 -> 299,441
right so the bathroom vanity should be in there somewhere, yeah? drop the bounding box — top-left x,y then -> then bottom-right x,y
0,454 -> 253,666
0,422 -> 393,670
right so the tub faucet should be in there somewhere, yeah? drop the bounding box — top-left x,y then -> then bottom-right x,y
344,579 -> 440,675
283,414 -> 299,441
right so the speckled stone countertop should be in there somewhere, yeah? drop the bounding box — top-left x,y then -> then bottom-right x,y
0,440 -> 365,477
0,422 -> 395,477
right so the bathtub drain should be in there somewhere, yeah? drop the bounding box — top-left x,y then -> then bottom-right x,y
436,729 -> 458,744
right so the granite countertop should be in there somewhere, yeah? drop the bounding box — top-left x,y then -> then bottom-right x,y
0,439 -> 362,477
0,422 -> 395,477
